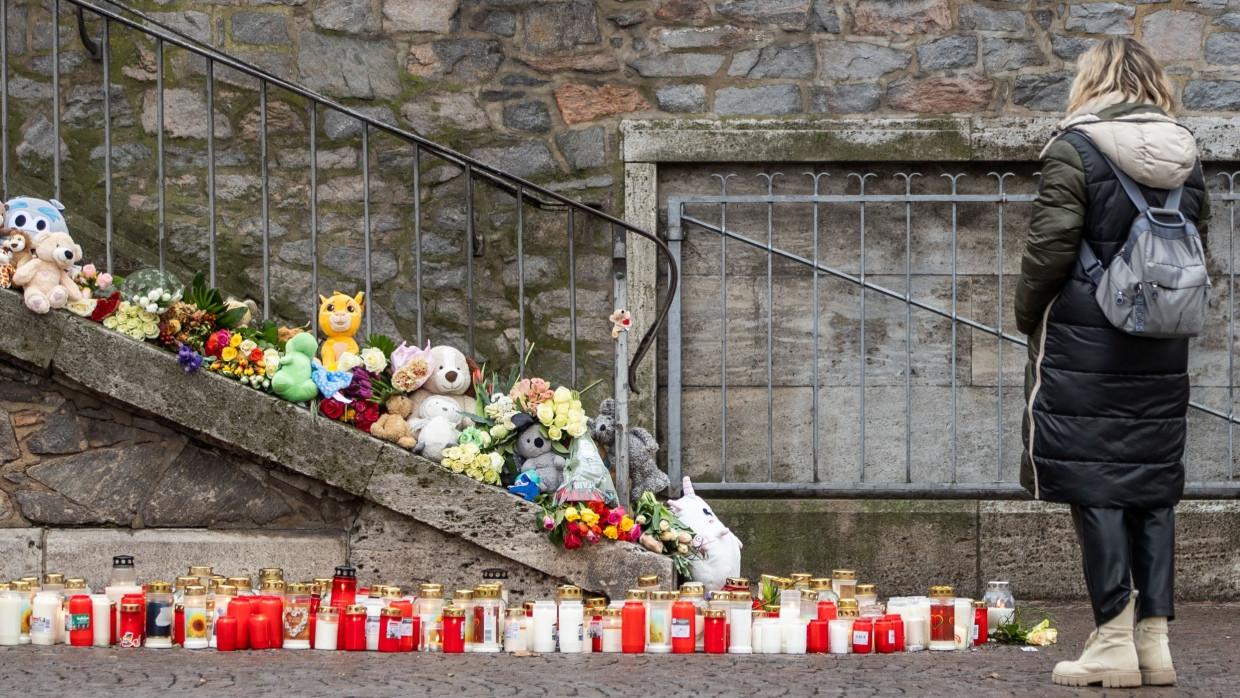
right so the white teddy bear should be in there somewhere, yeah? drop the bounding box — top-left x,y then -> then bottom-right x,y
409,394 -> 462,462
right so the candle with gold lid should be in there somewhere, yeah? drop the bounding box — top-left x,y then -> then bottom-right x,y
418,584 -> 444,652
831,570 -> 857,600
928,586 -> 956,651
723,577 -> 750,592
791,573 -> 813,590
283,582 -> 312,649
258,568 -> 283,582
227,576 -> 254,596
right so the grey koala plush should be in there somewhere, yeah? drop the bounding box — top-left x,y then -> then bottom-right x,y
589,398 -> 668,504
515,423 -> 566,493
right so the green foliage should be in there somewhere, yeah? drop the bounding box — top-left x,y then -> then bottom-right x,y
363,333 -> 398,360
991,607 -> 1058,645
183,272 -> 247,329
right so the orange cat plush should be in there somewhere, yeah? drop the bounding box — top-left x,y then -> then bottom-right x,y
318,291 -> 364,370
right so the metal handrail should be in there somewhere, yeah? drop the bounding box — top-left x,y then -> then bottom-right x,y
66,0 -> 676,392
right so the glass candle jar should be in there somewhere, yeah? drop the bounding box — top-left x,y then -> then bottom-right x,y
473,585 -> 503,652
10,581 -> 32,646
828,608 -> 857,654
585,597 -> 607,653
503,608 -> 526,653
331,567 -> 357,610
621,590 -> 647,654
807,619 -> 829,654
283,582 -> 312,649
831,570 -> 857,601
727,591 -> 752,654
313,579 -> 333,609
671,596 -> 696,654
144,581 -> 173,648
855,584 -> 878,610
531,600 -> 558,653
929,587 -> 956,651
646,590 -> 675,653
227,577 -> 254,597
810,578 -> 838,603
342,605 -> 367,651
183,586 -> 209,649
785,618 -> 808,654
378,607 -> 402,653
210,585 -> 236,649
442,606 -> 466,654
953,597 -> 972,650
679,583 -> 706,652
314,605 -> 339,650
384,588 -> 415,653
852,617 -> 874,654
118,602 -> 144,648
972,601 -> 988,646
556,585 -> 584,653
798,590 -> 818,622
418,584 -> 444,653
984,581 -> 1016,632
601,608 -> 623,653
703,609 -> 727,654
453,589 -> 476,651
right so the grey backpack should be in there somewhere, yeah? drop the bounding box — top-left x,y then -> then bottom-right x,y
1078,140 -> 1210,338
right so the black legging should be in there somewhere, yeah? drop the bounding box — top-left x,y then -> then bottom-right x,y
1071,506 -> 1175,626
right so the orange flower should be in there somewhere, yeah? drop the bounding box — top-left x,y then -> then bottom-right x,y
250,348 -> 265,362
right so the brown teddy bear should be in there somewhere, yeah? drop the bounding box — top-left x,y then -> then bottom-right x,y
2,229 -> 35,272
371,395 -> 417,448
12,231 -> 83,313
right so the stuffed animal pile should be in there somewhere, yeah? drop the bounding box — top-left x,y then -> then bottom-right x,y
1,197 -> 85,313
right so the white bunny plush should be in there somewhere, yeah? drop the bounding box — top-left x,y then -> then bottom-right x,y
667,476 -> 742,593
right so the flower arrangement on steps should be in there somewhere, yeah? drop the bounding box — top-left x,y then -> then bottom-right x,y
1,199 -> 736,583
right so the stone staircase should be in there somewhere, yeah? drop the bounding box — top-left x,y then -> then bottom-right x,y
0,288 -> 669,596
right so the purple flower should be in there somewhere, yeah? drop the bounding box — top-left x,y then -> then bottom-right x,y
343,366 -> 373,400
176,344 -> 202,372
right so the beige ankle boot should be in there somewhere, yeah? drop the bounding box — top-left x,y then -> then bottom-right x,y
1052,594 -> 1141,688
1134,616 -> 1176,685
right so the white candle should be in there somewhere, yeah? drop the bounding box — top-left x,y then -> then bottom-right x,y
314,613 -> 339,650
785,619 -> 808,654
558,601 -> 584,653
905,617 -> 928,651
954,599 -> 972,650
0,593 -> 20,645
602,625 -> 622,652
828,619 -> 852,654
988,605 -> 1014,632
531,601 -> 556,653
30,593 -> 59,646
503,615 -> 526,653
90,595 -> 111,647
727,606 -> 752,654
759,619 -> 781,654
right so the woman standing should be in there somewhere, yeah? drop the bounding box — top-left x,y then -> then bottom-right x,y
1016,37 -> 1210,688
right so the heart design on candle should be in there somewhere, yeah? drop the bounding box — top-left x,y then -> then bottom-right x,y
284,607 -> 310,639
930,613 -> 947,631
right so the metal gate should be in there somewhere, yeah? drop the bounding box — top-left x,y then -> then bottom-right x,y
665,168 -> 1240,499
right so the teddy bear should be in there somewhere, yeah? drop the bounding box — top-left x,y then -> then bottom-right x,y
589,397 -> 668,504
406,345 -> 477,418
506,423 -> 566,500
409,395 -> 463,462
371,395 -> 417,448
11,231 -> 83,314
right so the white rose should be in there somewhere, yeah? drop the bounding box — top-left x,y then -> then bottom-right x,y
239,340 -> 258,354
335,352 -> 363,371
361,347 -> 388,374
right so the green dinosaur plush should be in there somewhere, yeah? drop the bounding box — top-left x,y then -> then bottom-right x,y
272,333 -> 319,403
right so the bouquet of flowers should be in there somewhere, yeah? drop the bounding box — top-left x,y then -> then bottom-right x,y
72,263 -> 114,298
538,497 -> 639,550
202,328 -> 279,392
632,491 -> 702,577
318,334 -> 400,434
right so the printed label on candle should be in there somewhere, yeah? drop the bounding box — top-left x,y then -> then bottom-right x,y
30,616 -> 51,634
671,619 -> 691,639
649,611 -> 667,644
70,613 -> 91,631
386,622 -> 402,640
186,611 -> 208,640
483,616 -> 497,644
400,617 -> 414,638
852,630 -> 870,645
365,616 -> 380,637
504,622 -> 521,640
888,630 -> 896,645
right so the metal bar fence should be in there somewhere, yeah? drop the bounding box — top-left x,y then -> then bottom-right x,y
667,171 -> 1240,499
1,0 -> 680,500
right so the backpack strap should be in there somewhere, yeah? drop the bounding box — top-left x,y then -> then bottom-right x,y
1078,239 -> 1105,286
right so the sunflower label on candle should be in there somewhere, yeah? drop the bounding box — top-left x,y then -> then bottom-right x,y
186,611 -> 209,640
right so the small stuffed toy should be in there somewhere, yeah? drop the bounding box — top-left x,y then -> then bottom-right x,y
318,291 -> 364,370
409,395 -> 462,462
4,196 -> 69,239
372,395 -> 417,448
2,229 -> 34,272
609,309 -> 631,339
667,476 -> 742,593
0,247 -> 13,289
271,333 -> 320,403
507,423 -> 566,500
12,231 -> 83,313
407,344 -> 477,417
589,397 -> 669,504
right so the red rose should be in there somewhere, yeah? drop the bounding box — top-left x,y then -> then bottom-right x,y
89,292 -> 121,322
564,529 -> 582,550
319,398 -> 346,420
353,403 -> 380,432
249,348 -> 265,363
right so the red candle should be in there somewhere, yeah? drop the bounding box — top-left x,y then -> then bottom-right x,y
442,608 -> 465,654
259,597 -> 284,649
884,614 -> 905,652
249,614 -> 271,650
68,594 -> 94,647
215,616 -> 237,651
118,603 -> 144,648
331,567 -> 357,610
229,597 -> 252,650
342,606 -> 367,651
807,619 -> 830,654
703,610 -> 727,654
109,601 -> 118,646
378,608 -> 402,653
973,604 -> 988,646
817,600 -> 837,621
875,618 -> 896,653
122,593 -> 146,639
671,600 -> 696,654
390,600 -> 415,652
621,594 -> 646,654
852,618 -> 874,654
173,604 -> 185,647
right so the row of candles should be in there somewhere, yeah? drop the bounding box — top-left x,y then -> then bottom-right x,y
0,556 -> 1018,655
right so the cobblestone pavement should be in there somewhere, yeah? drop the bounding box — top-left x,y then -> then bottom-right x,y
2,603 -> 1235,697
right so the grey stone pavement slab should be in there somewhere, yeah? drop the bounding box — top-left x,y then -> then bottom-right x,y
1,603 -> 1235,697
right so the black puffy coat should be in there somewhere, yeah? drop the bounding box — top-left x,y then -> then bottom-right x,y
1016,104 -> 1209,508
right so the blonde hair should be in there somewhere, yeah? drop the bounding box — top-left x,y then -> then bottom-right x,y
1067,37 -> 1174,115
